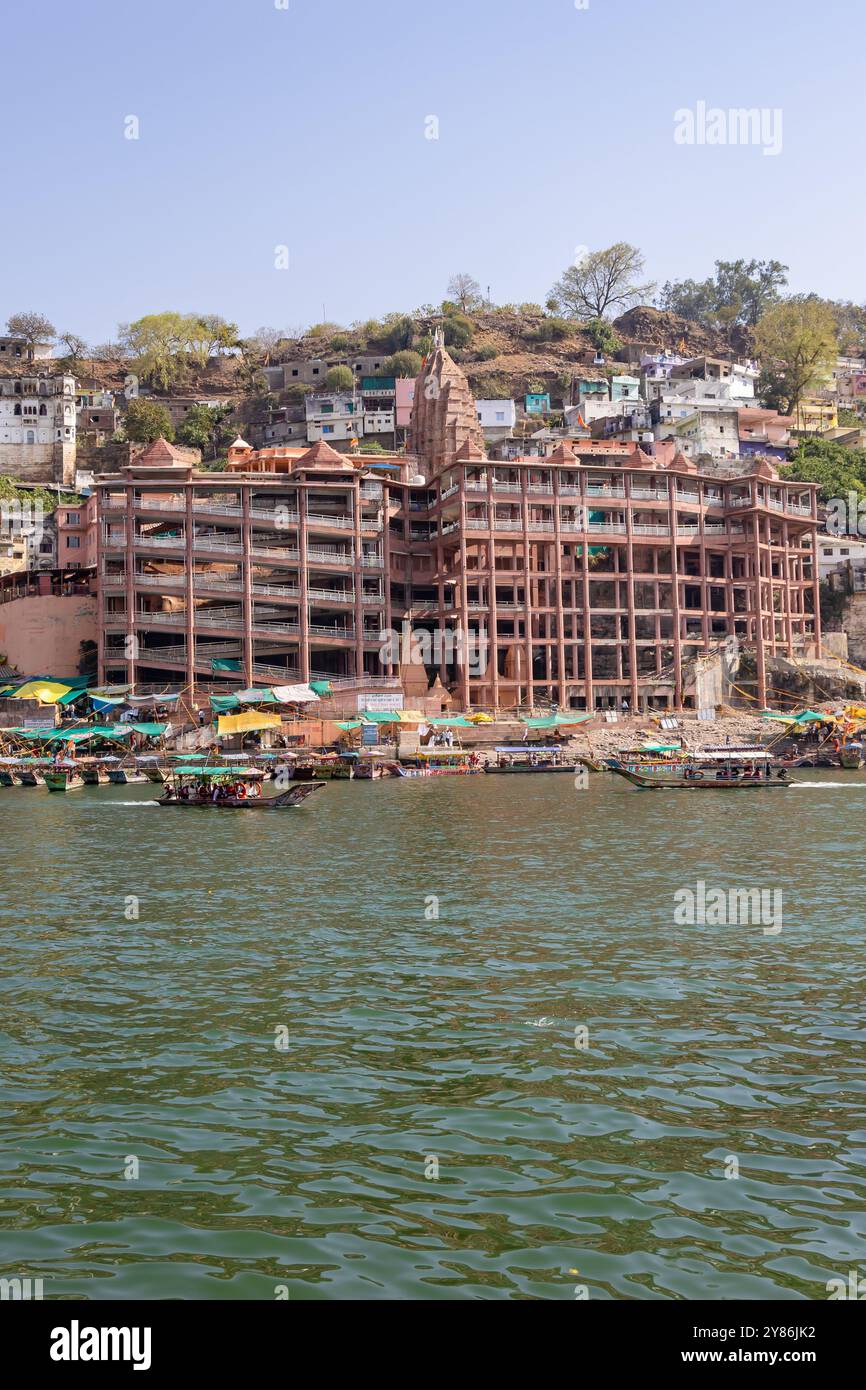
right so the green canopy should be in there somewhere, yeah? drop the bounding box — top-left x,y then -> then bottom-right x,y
792,710 -> 829,723
212,658 -> 242,672
335,719 -> 365,730
522,712 -> 593,729
129,722 -> 167,737
235,688 -> 278,704
210,695 -> 241,711
310,680 -> 333,696
56,689 -> 87,706
427,715 -> 473,727
172,765 -> 256,776
361,709 -> 401,723
640,741 -> 682,752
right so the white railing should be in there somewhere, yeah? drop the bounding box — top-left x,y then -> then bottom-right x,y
194,536 -> 243,553
527,484 -> 554,495
361,554 -> 382,567
307,512 -> 354,530
675,491 -> 700,503
102,497 -> 125,510
361,594 -> 384,605
440,484 -> 458,501
194,576 -> 242,591
586,521 -> 627,533
557,484 -> 581,496
134,575 -> 186,588
309,624 -> 352,638
634,523 -> 671,535
586,485 -> 626,498
250,507 -> 298,524
101,574 -> 125,587
528,520 -> 555,532
253,620 -> 299,635
136,498 -> 187,513
492,519 -> 524,531
136,535 -> 186,549
102,531 -> 127,547
137,611 -> 185,625
631,488 -> 669,501
464,480 -> 488,492
491,480 -> 520,491
726,496 -> 751,508
251,583 -> 300,598
308,587 -> 354,603
676,525 -> 701,535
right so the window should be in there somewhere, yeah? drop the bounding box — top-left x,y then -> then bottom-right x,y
291,369 -> 298,376
322,425 -> 334,435
496,412 -> 505,422
312,368 -> 319,375
26,430 -> 34,443
67,512 -> 80,525
68,536 -> 81,549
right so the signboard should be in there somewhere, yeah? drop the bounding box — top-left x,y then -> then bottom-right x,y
362,723 -> 380,746
357,692 -> 402,713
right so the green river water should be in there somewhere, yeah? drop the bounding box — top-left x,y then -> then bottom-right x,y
1,771 -> 865,1299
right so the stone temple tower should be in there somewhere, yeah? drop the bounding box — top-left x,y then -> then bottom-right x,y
409,327 -> 484,478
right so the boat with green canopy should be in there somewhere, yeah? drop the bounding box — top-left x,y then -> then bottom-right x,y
157,766 -> 323,809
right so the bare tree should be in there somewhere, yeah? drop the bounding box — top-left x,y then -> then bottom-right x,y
6,310 -> 56,357
58,332 -> 88,369
549,244 -> 655,320
446,273 -> 483,312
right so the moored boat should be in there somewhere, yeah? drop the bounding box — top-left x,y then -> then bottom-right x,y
44,765 -> 86,792
484,745 -> 579,774
397,749 -> 484,777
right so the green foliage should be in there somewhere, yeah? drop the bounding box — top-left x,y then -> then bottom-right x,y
323,365 -> 355,391
176,403 -> 236,459
658,259 -> 789,329
755,296 -> 838,415
380,314 -> 415,353
358,439 -> 386,454
0,475 -> 81,511
284,382 -> 315,404
443,314 -> 474,348
330,334 -> 350,351
586,318 -> 622,356
123,398 -> 174,443
383,350 -> 422,378
838,407 -> 863,428
473,345 -> 499,362
820,580 -> 848,628
531,316 -> 571,342
6,310 -> 56,350
782,438 -> 866,503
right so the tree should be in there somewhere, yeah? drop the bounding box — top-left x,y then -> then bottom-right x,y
447,274 -> 483,312
6,311 -> 56,355
184,314 -> 238,365
586,318 -> 622,357
782,438 -> 866,503
443,314 -> 474,348
57,332 -> 88,370
658,259 -> 788,329
549,243 -> 654,320
120,312 -> 189,391
176,403 -> 236,459
383,350 -> 422,378
247,327 -> 285,365
754,296 -> 838,419
379,314 -> 415,353
324,366 -> 354,391
123,399 -> 174,444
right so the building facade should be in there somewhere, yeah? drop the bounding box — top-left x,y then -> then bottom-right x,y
93,343 -> 821,711
0,373 -> 77,483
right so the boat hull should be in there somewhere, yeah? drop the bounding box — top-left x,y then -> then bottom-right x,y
610,765 -> 790,790
157,783 -> 323,810
44,772 -> 85,792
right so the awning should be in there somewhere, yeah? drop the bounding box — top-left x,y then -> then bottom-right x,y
235,688 -> 278,704
129,722 -> 168,737
216,711 -> 282,736
427,715 -> 473,727
9,680 -> 73,704
212,658 -> 241,672
361,709 -> 401,723
210,695 -> 240,711
309,680 -> 333,696
271,684 -> 320,703
334,719 -> 364,731
397,709 -> 425,722
522,712 -> 594,729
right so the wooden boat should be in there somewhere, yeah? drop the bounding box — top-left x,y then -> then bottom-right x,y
157,766 -> 324,809
292,752 -> 355,781
12,759 -> 48,786
608,753 -> 790,790
485,745 -> 579,774
397,749 -> 484,777
839,741 -> 864,769
137,756 -> 169,784
44,765 -> 86,792
106,761 -> 148,785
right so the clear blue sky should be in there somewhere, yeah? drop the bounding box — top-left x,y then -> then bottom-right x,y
4,0 -> 864,344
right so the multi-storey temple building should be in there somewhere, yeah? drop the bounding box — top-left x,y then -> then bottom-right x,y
95,338 -> 820,710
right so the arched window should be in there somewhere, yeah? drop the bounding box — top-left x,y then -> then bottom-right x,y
26,430 -> 35,444
14,403 -> 21,415
39,403 -> 47,415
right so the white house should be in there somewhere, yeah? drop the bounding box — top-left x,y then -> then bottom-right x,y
475,400 -> 517,440
0,373 -> 76,483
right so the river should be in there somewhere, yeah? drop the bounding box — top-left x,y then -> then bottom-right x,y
1,771 -> 864,1299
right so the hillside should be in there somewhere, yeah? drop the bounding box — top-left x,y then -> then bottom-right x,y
0,305 -> 753,420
